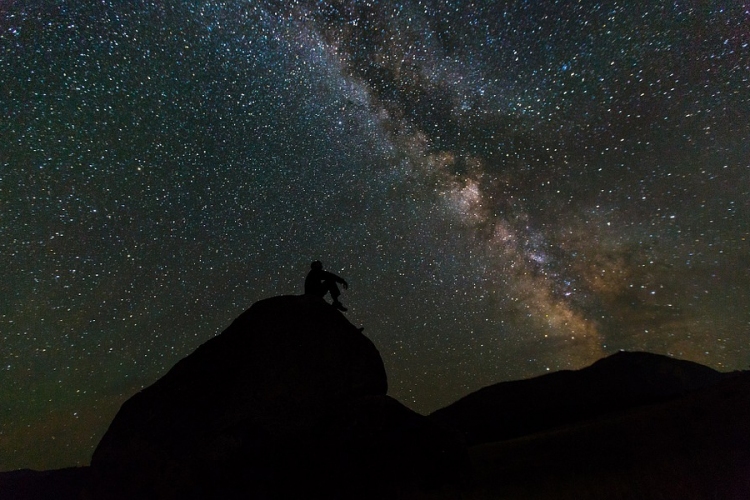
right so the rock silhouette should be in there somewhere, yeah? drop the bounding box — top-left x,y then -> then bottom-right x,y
3,302 -> 749,500
89,295 -> 467,499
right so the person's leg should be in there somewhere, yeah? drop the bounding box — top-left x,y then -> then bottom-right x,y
324,279 -> 341,300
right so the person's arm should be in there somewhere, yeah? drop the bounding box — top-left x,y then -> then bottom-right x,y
324,271 -> 349,289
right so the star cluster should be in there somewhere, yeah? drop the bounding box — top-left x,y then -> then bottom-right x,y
1,0 -> 748,470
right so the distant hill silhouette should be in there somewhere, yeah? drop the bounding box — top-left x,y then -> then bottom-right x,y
0,467 -> 89,500
430,350 -> 730,445
2,299 -> 748,500
465,369 -> 750,499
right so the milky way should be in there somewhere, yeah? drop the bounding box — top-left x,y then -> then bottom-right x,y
1,0 -> 749,470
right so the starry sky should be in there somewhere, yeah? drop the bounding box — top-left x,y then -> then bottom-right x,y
1,0 -> 749,471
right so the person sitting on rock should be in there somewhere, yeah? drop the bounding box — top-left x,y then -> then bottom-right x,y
305,260 -> 349,311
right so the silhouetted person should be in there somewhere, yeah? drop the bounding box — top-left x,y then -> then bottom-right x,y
305,260 -> 349,311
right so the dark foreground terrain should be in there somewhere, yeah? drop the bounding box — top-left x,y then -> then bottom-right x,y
466,370 -> 750,499
3,296 -> 748,499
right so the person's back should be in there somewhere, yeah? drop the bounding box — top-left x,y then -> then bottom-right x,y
304,266 -> 326,296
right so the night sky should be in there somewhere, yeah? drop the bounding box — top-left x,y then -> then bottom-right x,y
1,0 -> 748,471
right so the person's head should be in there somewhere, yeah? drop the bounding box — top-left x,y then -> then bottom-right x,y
311,260 -> 323,270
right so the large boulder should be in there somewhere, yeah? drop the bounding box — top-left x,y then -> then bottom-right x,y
90,295 -> 466,499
